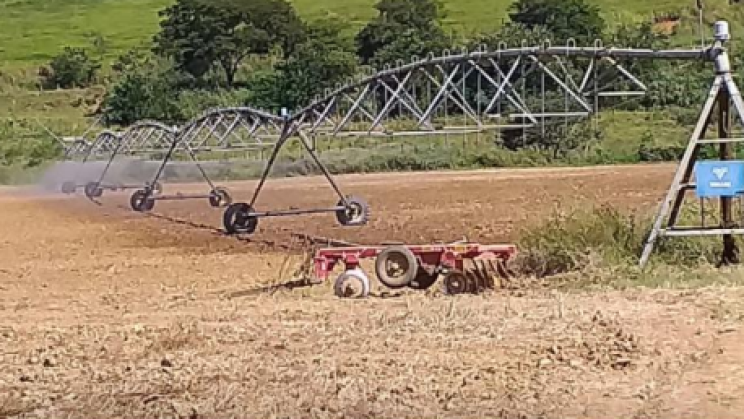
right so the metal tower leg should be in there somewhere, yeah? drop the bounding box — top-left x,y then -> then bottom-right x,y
718,84 -> 739,264
640,67 -> 744,267
639,75 -> 723,267
248,121 -> 295,208
93,135 -> 128,187
147,133 -> 181,193
296,129 -> 350,205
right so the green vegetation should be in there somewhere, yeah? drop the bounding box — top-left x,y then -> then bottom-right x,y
514,204 -> 727,286
39,47 -> 101,89
0,0 -> 742,185
0,0 -> 741,68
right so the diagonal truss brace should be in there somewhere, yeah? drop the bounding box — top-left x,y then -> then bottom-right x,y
640,51 -> 744,267
247,116 -> 352,210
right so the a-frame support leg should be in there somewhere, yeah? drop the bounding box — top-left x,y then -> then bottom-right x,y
718,82 -> 739,264
639,75 -> 723,267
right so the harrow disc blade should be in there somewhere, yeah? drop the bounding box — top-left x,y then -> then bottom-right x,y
463,258 -> 515,293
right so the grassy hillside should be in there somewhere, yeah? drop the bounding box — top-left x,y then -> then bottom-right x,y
0,0 -> 738,70
0,0 -> 735,185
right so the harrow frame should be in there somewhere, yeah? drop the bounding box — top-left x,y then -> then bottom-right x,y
313,243 -> 517,298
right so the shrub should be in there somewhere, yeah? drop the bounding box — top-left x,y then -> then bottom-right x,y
40,47 -> 100,89
102,54 -> 186,125
516,205 -> 720,278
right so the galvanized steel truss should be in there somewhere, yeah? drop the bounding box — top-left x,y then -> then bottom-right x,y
62,41 -> 741,245
292,45 -> 706,139
62,44 -> 709,158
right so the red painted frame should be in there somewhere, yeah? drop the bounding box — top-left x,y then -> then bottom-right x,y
313,243 -> 517,281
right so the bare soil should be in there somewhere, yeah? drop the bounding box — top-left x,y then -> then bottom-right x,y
59,163 -> 677,246
2,163 -> 744,418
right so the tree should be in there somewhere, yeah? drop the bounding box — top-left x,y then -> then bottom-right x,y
246,18 -> 359,111
276,19 -> 359,109
102,53 -> 186,125
508,0 -> 605,43
371,27 -> 453,68
470,22 -> 553,50
154,0 -> 305,87
356,0 -> 450,67
40,47 -> 100,89
499,119 -> 602,159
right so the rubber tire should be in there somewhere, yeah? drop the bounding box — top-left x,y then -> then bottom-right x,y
130,190 -> 155,212
336,196 -> 369,226
84,182 -> 103,199
409,269 -> 439,290
334,269 -> 370,299
443,270 -> 469,295
61,181 -> 76,194
223,203 -> 258,234
209,187 -> 233,208
375,245 -> 418,289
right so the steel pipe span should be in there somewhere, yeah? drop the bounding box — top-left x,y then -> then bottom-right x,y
285,45 -> 714,139
76,106 -> 285,158
77,120 -> 177,161
62,42 -> 716,158
292,44 -> 713,123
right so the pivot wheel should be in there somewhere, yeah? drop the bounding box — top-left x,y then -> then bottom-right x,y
336,196 -> 369,226
223,203 -> 258,234
61,181 -> 76,194
84,181 -> 103,199
375,245 -> 418,289
130,189 -> 155,212
443,270 -> 470,295
209,187 -> 233,208
334,269 -> 370,299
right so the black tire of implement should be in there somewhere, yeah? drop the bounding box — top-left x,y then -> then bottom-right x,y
223,202 -> 257,234
408,269 -> 439,290
375,245 -> 419,289
443,270 -> 469,295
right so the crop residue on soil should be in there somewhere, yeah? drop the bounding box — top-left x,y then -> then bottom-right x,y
2,164 -> 744,418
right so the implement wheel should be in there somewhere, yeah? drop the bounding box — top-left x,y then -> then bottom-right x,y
209,187 -> 233,208
443,270 -> 469,295
130,189 -> 155,212
84,182 -> 103,199
223,202 -> 257,234
409,269 -> 439,290
375,245 -> 418,289
334,269 -> 370,299
336,196 -> 369,226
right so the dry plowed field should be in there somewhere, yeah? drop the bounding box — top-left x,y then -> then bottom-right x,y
2,163 -> 744,418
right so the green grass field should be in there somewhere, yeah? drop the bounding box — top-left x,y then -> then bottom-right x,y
0,0 -> 737,69
0,0 -> 733,184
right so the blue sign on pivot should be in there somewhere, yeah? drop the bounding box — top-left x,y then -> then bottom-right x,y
695,160 -> 744,197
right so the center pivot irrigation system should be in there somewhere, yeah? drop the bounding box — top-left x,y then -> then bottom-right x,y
57,21 -> 744,295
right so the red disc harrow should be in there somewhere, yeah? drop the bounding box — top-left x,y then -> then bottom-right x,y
312,242 -> 517,298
